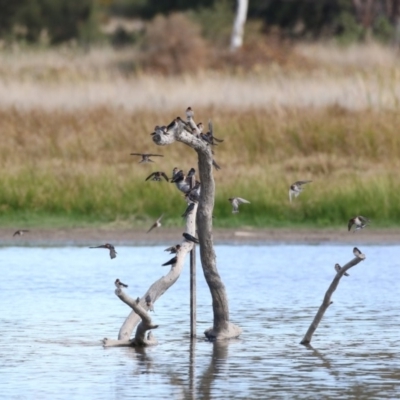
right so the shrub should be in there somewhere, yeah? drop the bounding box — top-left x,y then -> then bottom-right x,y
139,12 -> 209,74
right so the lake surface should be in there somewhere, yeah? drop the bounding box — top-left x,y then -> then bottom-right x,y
1,245 -> 399,399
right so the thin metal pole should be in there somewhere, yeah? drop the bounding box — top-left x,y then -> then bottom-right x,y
190,246 -> 196,338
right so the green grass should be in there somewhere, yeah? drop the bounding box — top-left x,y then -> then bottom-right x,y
1,106 -> 400,229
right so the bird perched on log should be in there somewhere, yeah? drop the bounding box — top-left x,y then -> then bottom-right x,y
147,214 -> 163,233
185,183 -> 201,203
162,256 -> 178,267
13,229 -> 29,237
90,243 -> 117,259
171,167 -> 195,194
200,120 -> 224,146
150,126 -> 167,136
145,171 -> 169,182
183,232 -> 199,244
353,247 -> 364,259
182,202 -> 195,218
130,153 -> 164,163
115,279 -> 128,288
228,197 -> 251,213
145,294 -> 154,312
334,263 -> 349,277
164,244 -> 181,254
212,159 -> 221,170
348,216 -> 369,232
289,180 -> 312,202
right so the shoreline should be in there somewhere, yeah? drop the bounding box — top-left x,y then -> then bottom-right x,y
1,227 -> 400,246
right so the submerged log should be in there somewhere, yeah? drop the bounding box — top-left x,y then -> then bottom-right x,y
300,247 -> 366,346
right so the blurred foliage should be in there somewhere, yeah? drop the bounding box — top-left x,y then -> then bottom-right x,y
0,0 -> 399,45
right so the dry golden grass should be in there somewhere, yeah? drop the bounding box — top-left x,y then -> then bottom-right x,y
0,43 -> 400,227
0,43 -> 399,112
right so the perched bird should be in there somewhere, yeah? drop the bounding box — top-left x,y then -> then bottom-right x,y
212,159 -> 221,170
197,122 -> 204,133
289,180 -> 312,202
171,168 -> 191,193
348,216 -> 369,232
145,171 -> 169,182
186,168 -> 196,190
145,294 -> 154,312
164,244 -> 181,254
130,153 -> 164,163
228,197 -> 251,213
334,263 -> 349,277
147,214 -> 163,233
162,256 -> 178,267
150,126 -> 167,136
115,278 -> 128,288
200,120 -> 224,146
185,184 -> 201,203
90,243 -> 117,259
353,247 -> 364,259
186,107 -> 194,120
13,229 -> 29,237
183,232 -> 199,244
182,202 -> 195,218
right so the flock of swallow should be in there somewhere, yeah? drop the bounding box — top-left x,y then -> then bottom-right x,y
11,107 -> 369,284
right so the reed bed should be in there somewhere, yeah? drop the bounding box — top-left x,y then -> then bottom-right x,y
1,104 -> 400,227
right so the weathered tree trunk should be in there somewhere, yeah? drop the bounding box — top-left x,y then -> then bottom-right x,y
103,201 -> 197,347
300,248 -> 366,345
152,113 -> 242,340
230,0 -> 249,51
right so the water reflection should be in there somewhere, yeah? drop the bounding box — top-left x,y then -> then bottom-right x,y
1,245 -> 400,399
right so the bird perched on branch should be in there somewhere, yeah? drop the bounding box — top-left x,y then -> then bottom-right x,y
171,167 -> 196,194
164,244 -> 181,254
162,256 -> 178,267
289,180 -> 312,202
145,294 -> 154,312
145,171 -> 169,182
334,263 -> 349,276
212,159 -> 221,170
115,279 -> 128,288
353,247 -> 364,259
228,197 -> 251,213
348,216 -> 369,232
130,153 -> 164,163
90,243 -> 117,259
182,202 -> 195,218
183,232 -> 199,244
150,126 -> 167,136
200,120 -> 224,146
13,229 -> 29,237
186,106 -> 194,120
147,214 -> 163,233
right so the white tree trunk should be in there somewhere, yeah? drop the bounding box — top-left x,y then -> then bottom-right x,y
230,0 -> 249,51
152,115 -> 242,340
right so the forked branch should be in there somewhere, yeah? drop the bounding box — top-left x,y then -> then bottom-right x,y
103,201 -> 197,347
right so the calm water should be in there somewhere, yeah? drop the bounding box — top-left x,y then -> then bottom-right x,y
1,245 -> 400,399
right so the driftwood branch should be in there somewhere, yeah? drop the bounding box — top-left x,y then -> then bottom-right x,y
300,248 -> 366,345
103,200 -> 197,347
152,111 -> 242,340
103,288 -> 159,347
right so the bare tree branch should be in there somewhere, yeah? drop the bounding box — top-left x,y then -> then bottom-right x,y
300,248 -> 366,345
103,198 -> 197,347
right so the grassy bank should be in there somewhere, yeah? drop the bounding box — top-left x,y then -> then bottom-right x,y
1,105 -> 400,228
